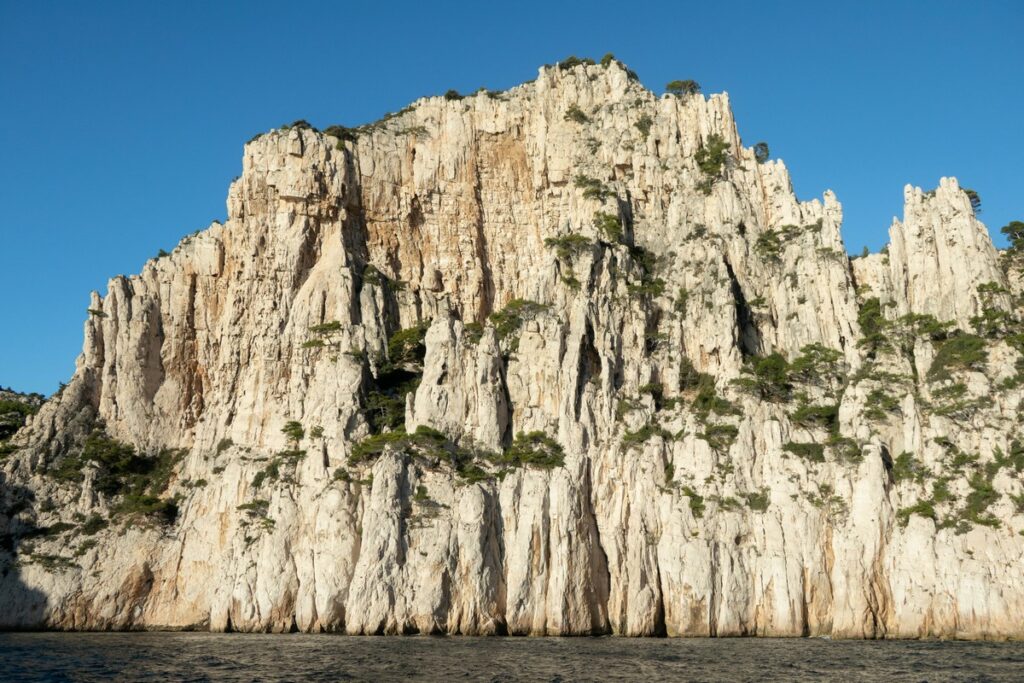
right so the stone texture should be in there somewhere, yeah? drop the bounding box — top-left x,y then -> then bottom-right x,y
1,60 -> 1022,638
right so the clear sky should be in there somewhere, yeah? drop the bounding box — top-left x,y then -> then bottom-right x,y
1,1 -> 1021,395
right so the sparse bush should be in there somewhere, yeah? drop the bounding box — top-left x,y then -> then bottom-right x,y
733,353 -> 792,402
594,211 -> 623,242
962,187 -> 982,213
783,441 -> 825,463
753,142 -> 770,164
694,134 -> 730,194
574,174 -> 613,201
754,229 -> 783,262
498,431 -> 566,469
565,105 -> 589,124
544,234 -> 593,260
621,424 -> 673,449
443,89 -> 463,101
857,297 -> 890,359
863,388 -> 900,422
744,489 -> 770,512
665,80 -> 700,96
682,486 -> 705,517
892,451 -> 929,484
558,55 -> 595,70
927,333 -> 987,382
323,125 -> 358,145
790,403 -> 839,431
600,53 -> 615,67
634,114 -> 653,139
488,299 -> 548,350
700,424 -> 738,452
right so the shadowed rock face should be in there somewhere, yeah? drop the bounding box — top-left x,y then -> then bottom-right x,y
2,60 -> 1023,637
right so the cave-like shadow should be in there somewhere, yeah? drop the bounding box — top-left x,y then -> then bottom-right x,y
0,469 -> 51,630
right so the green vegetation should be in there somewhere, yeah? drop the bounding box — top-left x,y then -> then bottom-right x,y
790,403 -> 839,431
488,299 -> 548,352
963,472 -> 1000,528
558,55 -> 595,70
443,89 -> 463,101
594,211 -> 623,242
892,451 -> 929,484
48,430 -> 183,524
80,514 -> 108,535
694,134 -> 730,195
665,80 -> 700,96
621,424 -> 673,450
700,424 -> 738,453
1,397 -> 38,440
733,353 -> 792,402
783,441 -> 825,463
681,486 -> 705,517
281,421 -> 304,449
754,229 -> 783,262
323,125 -> 358,145
564,105 -> 589,124
574,174 -> 613,201
544,234 -> 593,260
927,333 -> 987,382
897,500 -> 937,526
600,53 -> 615,67
252,449 -> 306,489
215,438 -> 233,455
496,431 -> 566,469
743,489 -> 771,512
753,142 -> 770,164
679,359 -> 738,419
789,344 -> 843,386
962,187 -> 982,213
347,425 -> 564,477
634,114 -> 653,139
1002,220 -> 1024,254
674,288 -> 689,315
362,323 -> 430,433
863,388 -> 900,422
857,297 -> 889,359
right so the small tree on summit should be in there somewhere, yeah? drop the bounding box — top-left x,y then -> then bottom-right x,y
666,80 -> 700,96
753,142 -> 770,164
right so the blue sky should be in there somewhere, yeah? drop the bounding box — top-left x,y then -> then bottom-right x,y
1,0 -> 1021,394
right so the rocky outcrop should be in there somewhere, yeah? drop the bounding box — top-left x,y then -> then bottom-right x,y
1,59 -> 1022,638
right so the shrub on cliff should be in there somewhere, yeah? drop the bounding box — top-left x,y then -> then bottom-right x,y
634,114 -> 653,139
733,353 -> 792,402
694,134 -> 730,194
1002,220 -> 1024,253
665,80 -> 700,96
753,142 -> 770,164
498,431 -> 566,469
558,55 -> 595,70
564,105 -> 589,124
927,333 -> 987,382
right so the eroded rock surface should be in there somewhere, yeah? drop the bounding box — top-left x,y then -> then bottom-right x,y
2,60 -> 1022,638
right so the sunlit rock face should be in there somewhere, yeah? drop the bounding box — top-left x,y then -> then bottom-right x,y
2,60 -> 1022,638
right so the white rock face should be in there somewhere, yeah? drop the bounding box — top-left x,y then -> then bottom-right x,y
2,60 -> 1022,638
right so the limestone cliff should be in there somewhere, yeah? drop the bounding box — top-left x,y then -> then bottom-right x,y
2,59 -> 1023,638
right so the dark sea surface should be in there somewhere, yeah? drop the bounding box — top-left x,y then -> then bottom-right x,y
1,633 -> 1023,682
